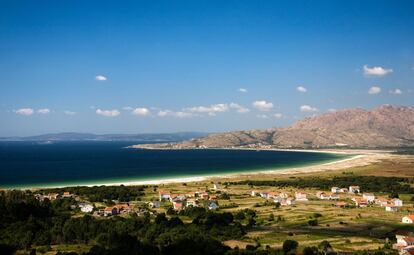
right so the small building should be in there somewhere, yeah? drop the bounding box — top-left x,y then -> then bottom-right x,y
317,192 -> 338,200
375,197 -> 389,207
362,193 -> 376,202
79,203 -> 94,213
186,198 -> 198,207
207,201 -> 219,210
295,192 -> 308,201
392,198 -> 403,207
279,192 -> 289,199
46,193 -> 60,200
148,201 -> 161,208
104,207 -> 118,217
173,201 -> 185,211
199,192 -> 209,200
349,186 -> 360,194
213,183 -> 222,190
114,204 -> 132,214
352,197 -> 368,207
281,197 -> 295,206
259,191 -> 269,199
335,202 -> 348,208
385,205 -> 398,212
62,192 -> 74,198
267,192 -> 280,199
159,190 -> 171,201
331,187 -> 341,193
399,237 -> 414,247
402,215 -> 414,224
339,188 -> 348,193
273,196 -> 283,203
251,190 -> 258,197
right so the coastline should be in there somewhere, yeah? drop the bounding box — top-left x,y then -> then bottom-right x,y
6,148 -> 393,190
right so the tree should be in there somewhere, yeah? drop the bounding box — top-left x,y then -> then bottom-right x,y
303,246 -> 319,255
283,240 -> 298,254
318,240 -> 332,251
308,219 -> 318,226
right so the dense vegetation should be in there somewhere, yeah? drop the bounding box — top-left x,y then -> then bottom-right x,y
38,185 -> 146,202
0,190 -> 244,255
227,176 -> 414,194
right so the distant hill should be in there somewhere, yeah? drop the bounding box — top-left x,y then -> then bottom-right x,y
134,105 -> 414,149
0,132 -> 207,142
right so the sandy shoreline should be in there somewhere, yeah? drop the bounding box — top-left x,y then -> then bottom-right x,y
12,148 -> 394,190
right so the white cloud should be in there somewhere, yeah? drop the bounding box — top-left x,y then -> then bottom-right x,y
64,110 -> 76,115
327,108 -> 337,113
95,75 -> 107,81
158,110 -> 193,118
122,106 -> 133,111
252,100 -> 273,111
273,113 -> 283,119
229,103 -> 250,113
368,86 -> 381,95
37,108 -> 50,114
296,86 -> 307,93
96,109 -> 120,117
186,103 -> 229,115
238,88 -> 248,93
363,65 -> 393,77
15,108 -> 34,116
256,114 -> 269,119
300,105 -> 318,113
389,88 -> 402,95
132,108 -> 150,116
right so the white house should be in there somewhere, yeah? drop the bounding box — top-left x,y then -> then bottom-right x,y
317,192 -> 338,200
402,215 -> 414,224
281,197 -> 295,206
349,186 -> 360,194
260,192 -> 269,199
385,205 -> 398,212
295,192 -> 308,201
392,198 -> 403,207
398,237 -> 414,247
362,193 -> 375,202
79,203 -> 94,213
159,190 -> 171,201
331,187 -> 341,193
375,197 -> 389,207
213,183 -> 222,190
251,190 -> 258,197
186,198 -> 197,207
339,188 -> 348,193
208,201 -> 219,210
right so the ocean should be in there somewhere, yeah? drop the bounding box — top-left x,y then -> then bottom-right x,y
0,141 -> 348,189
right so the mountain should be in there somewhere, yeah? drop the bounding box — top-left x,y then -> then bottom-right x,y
133,105 -> 414,149
0,132 -> 207,142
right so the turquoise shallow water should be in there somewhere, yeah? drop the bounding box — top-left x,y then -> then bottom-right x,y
0,141 -> 349,189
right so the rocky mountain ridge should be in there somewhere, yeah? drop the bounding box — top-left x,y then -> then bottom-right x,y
133,105 -> 414,149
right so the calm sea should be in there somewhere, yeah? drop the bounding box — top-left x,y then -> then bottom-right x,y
0,141 -> 347,189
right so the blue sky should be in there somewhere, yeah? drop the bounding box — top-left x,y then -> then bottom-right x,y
1,0 -> 413,136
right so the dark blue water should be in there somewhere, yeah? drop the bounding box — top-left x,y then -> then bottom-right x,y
0,141 -> 348,188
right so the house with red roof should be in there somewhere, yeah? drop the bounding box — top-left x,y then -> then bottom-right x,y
402,215 -> 414,224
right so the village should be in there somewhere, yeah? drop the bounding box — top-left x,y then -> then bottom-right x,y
32,179 -> 414,254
